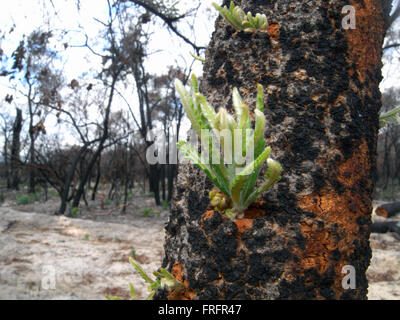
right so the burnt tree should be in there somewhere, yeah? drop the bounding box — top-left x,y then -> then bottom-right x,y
10,108 -> 22,191
158,0 -> 386,300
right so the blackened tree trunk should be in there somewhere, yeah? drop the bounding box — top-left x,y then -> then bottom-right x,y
158,0 -> 385,300
27,82 -> 36,194
161,164 -> 166,202
92,156 -> 101,201
10,108 -> 22,191
71,68 -> 122,211
167,164 -> 176,202
122,142 -> 130,214
3,128 -> 10,189
56,143 -> 90,215
148,163 -> 161,206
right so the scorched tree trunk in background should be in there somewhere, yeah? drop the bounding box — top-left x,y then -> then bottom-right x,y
158,0 -> 385,300
10,108 -> 22,191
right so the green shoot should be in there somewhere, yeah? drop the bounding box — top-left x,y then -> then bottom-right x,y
379,106 -> 400,129
212,1 -> 268,32
129,257 -> 183,300
175,74 -> 283,219
190,51 -> 205,62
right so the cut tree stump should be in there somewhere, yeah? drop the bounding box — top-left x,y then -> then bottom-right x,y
375,202 -> 400,218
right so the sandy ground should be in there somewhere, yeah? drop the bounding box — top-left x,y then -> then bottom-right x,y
0,196 -> 167,300
0,196 -> 399,300
367,205 -> 400,300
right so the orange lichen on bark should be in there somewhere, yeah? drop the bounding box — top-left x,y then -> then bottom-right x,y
296,189 -> 369,296
235,218 -> 253,233
345,0 -> 384,82
267,23 -> 280,41
203,210 -> 214,221
294,140 -> 373,297
171,262 -> 184,282
201,210 -> 216,231
337,140 -> 370,187
168,263 -> 196,300
242,207 -> 264,219
233,201 -> 265,233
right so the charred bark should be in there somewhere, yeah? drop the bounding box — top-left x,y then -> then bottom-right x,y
158,0 -> 384,300
149,163 -> 161,206
167,164 -> 176,203
10,108 -> 22,191
71,73 -> 119,210
92,156 -> 101,201
56,144 -> 90,215
2,126 -> 10,189
161,165 -> 166,202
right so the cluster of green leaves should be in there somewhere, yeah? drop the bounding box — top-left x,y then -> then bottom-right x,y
0,193 -> 4,204
16,193 -> 41,205
127,191 -> 133,200
212,1 -> 268,32
162,200 -> 170,210
71,206 -> 79,218
48,189 -> 60,198
140,207 -> 161,217
106,257 -> 183,300
379,106 -> 400,129
175,74 -> 282,218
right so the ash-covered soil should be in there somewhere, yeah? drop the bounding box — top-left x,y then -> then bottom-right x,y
0,193 -> 167,300
0,195 -> 399,300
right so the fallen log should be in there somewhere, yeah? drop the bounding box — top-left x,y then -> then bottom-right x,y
375,202 -> 400,218
371,221 -> 400,236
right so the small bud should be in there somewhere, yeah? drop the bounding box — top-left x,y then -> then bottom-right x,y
254,109 -> 266,143
210,196 -> 222,207
220,197 -> 227,209
214,109 -> 223,131
226,112 -> 237,131
260,158 -> 283,193
209,190 -> 217,199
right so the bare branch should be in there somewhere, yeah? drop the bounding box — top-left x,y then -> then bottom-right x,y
383,42 -> 400,51
120,0 -> 205,53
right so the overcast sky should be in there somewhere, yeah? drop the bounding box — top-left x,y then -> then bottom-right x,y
0,0 -> 216,74
0,0 -> 219,147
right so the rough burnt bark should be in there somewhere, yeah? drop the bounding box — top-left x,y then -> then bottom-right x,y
375,202 -> 400,218
158,0 -> 384,300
